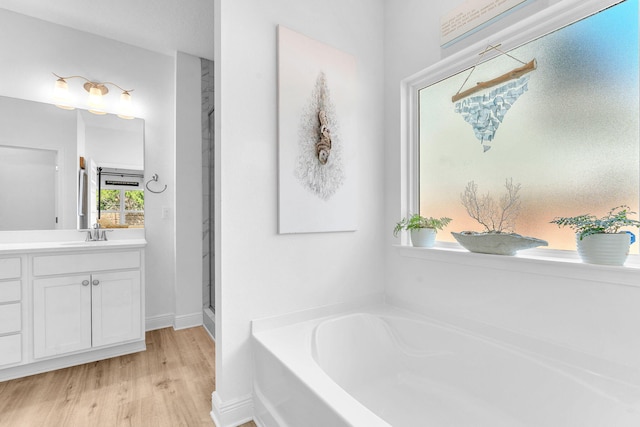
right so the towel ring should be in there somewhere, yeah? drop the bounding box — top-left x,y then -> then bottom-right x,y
145,174 -> 167,194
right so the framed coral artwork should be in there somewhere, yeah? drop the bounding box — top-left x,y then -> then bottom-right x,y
277,25 -> 357,234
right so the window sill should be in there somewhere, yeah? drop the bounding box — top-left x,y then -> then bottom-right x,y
394,243 -> 640,288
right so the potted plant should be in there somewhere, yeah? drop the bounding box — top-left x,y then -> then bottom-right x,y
550,205 -> 640,266
394,214 -> 452,247
453,179 -> 547,255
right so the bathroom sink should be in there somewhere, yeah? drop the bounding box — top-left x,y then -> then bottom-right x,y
59,240 -> 112,246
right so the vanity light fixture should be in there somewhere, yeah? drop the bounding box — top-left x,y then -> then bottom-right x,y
117,90 -> 134,120
52,73 -> 135,119
53,77 -> 74,110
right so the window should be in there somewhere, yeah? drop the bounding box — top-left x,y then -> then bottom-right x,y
416,0 -> 638,252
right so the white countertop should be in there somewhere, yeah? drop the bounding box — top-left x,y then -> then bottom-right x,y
0,238 -> 147,254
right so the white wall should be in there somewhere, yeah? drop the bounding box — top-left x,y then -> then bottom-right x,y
175,51 -> 204,329
0,9 -> 178,326
213,0 -> 386,423
383,0 -> 640,375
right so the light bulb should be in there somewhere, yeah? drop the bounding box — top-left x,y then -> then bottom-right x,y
117,91 -> 134,120
88,85 -> 106,115
53,78 -> 74,110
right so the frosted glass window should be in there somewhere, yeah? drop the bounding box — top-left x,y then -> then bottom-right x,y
419,0 -> 639,252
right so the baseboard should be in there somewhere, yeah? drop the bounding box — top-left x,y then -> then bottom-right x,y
145,313 -> 175,331
146,312 -> 204,332
173,311 -> 203,330
0,340 -> 145,382
210,391 -> 254,427
203,307 -> 216,341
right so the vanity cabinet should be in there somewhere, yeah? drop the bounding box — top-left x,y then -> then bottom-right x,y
33,270 -> 141,358
0,257 -> 22,367
0,241 -> 145,382
32,251 -> 142,359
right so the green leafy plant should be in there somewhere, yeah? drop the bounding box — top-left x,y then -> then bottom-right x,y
550,205 -> 640,240
393,214 -> 452,237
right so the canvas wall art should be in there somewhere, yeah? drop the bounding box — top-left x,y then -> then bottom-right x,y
277,25 -> 357,233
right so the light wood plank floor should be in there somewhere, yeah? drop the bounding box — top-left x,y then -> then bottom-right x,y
0,327 -> 257,427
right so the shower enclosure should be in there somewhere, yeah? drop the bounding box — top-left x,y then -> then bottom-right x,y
202,58 -> 215,338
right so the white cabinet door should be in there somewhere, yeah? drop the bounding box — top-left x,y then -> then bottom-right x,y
91,270 -> 141,347
33,275 -> 92,358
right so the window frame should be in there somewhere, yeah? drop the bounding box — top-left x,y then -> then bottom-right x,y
399,0 -> 639,268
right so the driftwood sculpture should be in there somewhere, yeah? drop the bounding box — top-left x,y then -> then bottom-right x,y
316,110 -> 332,164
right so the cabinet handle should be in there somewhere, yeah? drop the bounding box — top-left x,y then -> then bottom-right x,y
82,280 -> 90,286
92,279 -> 100,286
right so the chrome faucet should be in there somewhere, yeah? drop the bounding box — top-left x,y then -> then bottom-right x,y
83,223 -> 112,241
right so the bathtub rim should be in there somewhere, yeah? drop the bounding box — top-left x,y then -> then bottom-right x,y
310,309 -> 640,406
253,297 -> 640,392
252,299 -> 640,425
387,296 -> 640,390
251,293 -> 385,335
252,305 -> 393,427
252,336 -> 392,427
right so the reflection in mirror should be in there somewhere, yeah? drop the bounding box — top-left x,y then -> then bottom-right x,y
0,145 -> 58,229
0,96 -> 144,231
95,167 -> 144,229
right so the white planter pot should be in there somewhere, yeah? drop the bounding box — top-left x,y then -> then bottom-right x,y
410,228 -> 437,247
576,233 -> 631,266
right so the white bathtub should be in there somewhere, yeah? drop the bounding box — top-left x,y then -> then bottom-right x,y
252,305 -> 640,427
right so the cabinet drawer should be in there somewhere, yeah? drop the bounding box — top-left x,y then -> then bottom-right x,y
0,280 -> 20,303
0,258 -> 21,280
0,303 -> 21,334
0,334 -> 21,366
33,251 -> 141,276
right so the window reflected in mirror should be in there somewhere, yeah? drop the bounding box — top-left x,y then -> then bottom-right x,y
0,96 -> 144,231
97,189 -> 144,228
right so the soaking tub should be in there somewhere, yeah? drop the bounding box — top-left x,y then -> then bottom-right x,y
252,305 -> 640,427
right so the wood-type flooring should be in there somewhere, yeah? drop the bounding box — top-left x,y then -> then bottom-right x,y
0,326 -> 257,427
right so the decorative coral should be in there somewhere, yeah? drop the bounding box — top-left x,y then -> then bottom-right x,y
460,178 -> 521,233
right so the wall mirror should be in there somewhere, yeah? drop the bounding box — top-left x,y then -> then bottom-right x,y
0,96 -> 144,231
